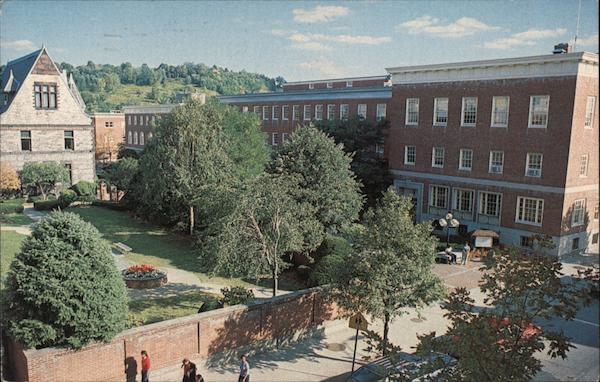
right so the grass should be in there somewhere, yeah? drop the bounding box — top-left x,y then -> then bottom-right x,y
0,213 -> 34,225
1,230 -> 26,280
128,290 -> 220,327
67,206 -> 304,291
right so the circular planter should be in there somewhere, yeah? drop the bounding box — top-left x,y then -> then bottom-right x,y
122,266 -> 168,289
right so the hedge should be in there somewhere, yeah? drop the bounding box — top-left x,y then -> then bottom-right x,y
33,199 -> 61,211
0,199 -> 25,214
91,200 -> 131,211
58,190 -> 78,209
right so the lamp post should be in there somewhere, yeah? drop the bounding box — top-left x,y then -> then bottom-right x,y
438,212 -> 460,248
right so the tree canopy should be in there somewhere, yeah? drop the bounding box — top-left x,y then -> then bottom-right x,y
20,162 -> 69,200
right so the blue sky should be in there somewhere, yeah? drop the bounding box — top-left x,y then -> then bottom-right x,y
1,0 -> 598,81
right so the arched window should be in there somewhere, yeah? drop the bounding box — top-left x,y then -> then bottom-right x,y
134,132 -> 138,145
128,131 -> 132,144
140,132 -> 145,146
148,132 -> 153,140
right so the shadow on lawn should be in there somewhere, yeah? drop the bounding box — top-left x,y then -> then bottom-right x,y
127,282 -> 221,301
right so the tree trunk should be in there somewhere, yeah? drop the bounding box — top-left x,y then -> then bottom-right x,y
40,185 -> 47,201
382,312 -> 390,356
189,205 -> 194,236
272,262 -> 279,297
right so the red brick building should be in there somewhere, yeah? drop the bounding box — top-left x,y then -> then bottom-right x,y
386,52 -> 599,256
122,104 -> 177,151
218,75 -> 392,148
91,112 -> 125,161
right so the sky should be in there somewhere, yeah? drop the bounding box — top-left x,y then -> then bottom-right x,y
1,0 -> 598,81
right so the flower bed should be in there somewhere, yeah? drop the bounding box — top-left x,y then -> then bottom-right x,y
122,264 -> 168,289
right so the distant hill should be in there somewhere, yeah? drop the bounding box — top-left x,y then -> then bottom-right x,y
54,61 -> 286,112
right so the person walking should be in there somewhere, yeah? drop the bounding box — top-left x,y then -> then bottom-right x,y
141,350 -> 150,382
238,354 -> 250,382
461,243 -> 471,265
181,358 -> 197,382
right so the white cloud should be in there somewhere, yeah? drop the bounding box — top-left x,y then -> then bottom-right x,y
2,39 -> 37,52
293,5 -> 350,23
290,42 -> 331,51
270,29 -> 296,36
298,58 -> 346,77
289,33 -> 391,45
398,15 -> 499,38
484,28 -> 567,50
573,34 -> 599,48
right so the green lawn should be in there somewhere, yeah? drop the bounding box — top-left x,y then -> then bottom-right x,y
67,206 -> 304,291
1,230 -> 26,279
128,291 -> 220,327
0,213 -> 34,225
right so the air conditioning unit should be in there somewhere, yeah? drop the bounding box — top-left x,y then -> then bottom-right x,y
490,165 -> 503,173
527,168 -> 541,177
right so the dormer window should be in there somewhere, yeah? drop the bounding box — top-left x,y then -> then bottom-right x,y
34,83 -> 57,109
3,94 -> 8,106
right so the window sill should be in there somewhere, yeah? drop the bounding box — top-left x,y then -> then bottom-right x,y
515,220 -> 543,227
405,124 -> 418,128
491,125 -> 508,129
460,124 -> 476,128
527,125 -> 547,129
458,168 -> 472,172
432,165 -> 444,169
404,163 -> 416,166
432,124 -> 447,128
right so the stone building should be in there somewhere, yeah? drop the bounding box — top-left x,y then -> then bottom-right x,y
91,112 -> 125,161
0,47 -> 94,184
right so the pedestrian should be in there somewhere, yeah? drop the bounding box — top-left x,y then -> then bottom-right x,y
445,246 -> 456,264
195,374 -> 204,382
461,243 -> 471,265
238,354 -> 250,382
181,358 -> 197,382
141,350 -> 150,382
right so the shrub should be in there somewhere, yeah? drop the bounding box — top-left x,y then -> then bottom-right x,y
0,199 -> 25,214
71,181 -> 97,202
122,264 -> 166,280
58,189 -> 78,208
4,211 -> 128,349
309,252 -> 347,287
91,200 -> 130,211
33,199 -> 61,211
296,265 -> 312,280
314,235 -> 351,262
198,299 -> 224,312
220,286 -> 255,306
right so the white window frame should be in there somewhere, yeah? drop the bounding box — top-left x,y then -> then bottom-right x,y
478,191 -> 502,218
461,97 -> 477,127
491,96 -> 509,128
308,83 -> 314,90
326,82 -> 333,89
489,151 -> 504,174
453,188 -> 475,213
594,202 -> 599,220
253,106 -> 260,114
357,104 -> 367,120
281,133 -> 289,143
516,196 -> 544,226
585,96 -> 596,129
242,106 -> 249,113
340,104 -> 349,120
405,98 -> 419,125
571,199 -> 586,227
429,185 -> 449,209
459,149 -> 473,171
376,104 -> 387,121
580,154 -> 589,177
127,131 -> 132,144
327,104 -> 336,120
272,105 -> 279,120
346,81 -> 353,88
271,132 -> 279,146
404,146 -> 416,165
282,105 -> 289,120
525,153 -> 543,177
303,105 -> 311,121
262,106 -> 269,121
139,131 -> 145,146
528,95 -> 550,128
433,97 -> 449,126
315,105 -> 323,121
133,131 -> 138,145
292,105 -> 300,121
431,147 -> 445,168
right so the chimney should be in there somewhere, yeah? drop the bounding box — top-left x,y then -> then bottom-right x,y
553,43 -> 570,54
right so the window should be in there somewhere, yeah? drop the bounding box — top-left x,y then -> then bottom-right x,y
346,81 -> 353,88
315,105 -> 323,120
592,233 -> 599,244
595,203 -> 599,220
406,98 -> 419,125
585,96 -> 596,128
326,82 -> 333,89
64,131 -> 74,150
375,142 -> 385,155
262,106 -> 269,120
429,185 -> 448,209
145,115 -> 150,125
526,153 -> 543,177
104,121 -> 114,128
580,154 -> 589,177
404,146 -> 416,165
127,131 -> 132,144
272,133 -> 279,146
431,147 -> 444,168
491,96 -> 509,127
357,104 -> 367,120
571,199 -> 586,226
292,105 -> 300,120
340,104 -> 349,120
376,104 -> 387,121
303,105 -> 311,120
489,151 -> 504,174
459,149 -> 473,171
34,83 -> 57,109
479,192 -> 502,217
528,96 -> 550,128
140,132 -> 145,146
572,238 -> 580,251
282,133 -> 289,142
20,130 -> 31,151
148,132 -> 153,140
253,106 -> 260,114
434,98 -> 448,126
461,97 -> 477,126
242,106 -> 248,113
152,115 -> 156,123
308,83 -> 314,90
3,94 -> 8,106
64,164 -> 72,185
454,189 -> 474,212
282,105 -> 289,120
272,106 -> 279,120
128,115 -> 132,125
133,132 -> 138,145
516,197 -> 544,225
133,115 -> 137,125
327,104 -> 336,120
520,236 -> 534,248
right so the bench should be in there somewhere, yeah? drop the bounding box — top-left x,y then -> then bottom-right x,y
113,242 -> 132,254
435,251 -> 463,264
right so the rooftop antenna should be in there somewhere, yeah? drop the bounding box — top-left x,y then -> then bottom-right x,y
573,0 -> 582,51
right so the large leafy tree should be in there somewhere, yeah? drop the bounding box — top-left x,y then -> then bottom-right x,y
271,126 -> 363,234
0,161 -> 20,194
198,173 -> 322,296
102,157 -> 139,199
4,211 -> 128,349
20,162 -> 69,200
326,188 -> 444,351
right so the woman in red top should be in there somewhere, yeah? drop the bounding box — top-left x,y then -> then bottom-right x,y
141,351 -> 150,382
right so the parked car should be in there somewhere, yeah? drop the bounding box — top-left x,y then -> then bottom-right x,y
348,352 -> 457,382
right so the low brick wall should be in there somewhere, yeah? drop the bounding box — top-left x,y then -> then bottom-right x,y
7,287 -> 339,382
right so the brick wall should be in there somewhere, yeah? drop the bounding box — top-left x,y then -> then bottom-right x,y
6,287 -> 339,382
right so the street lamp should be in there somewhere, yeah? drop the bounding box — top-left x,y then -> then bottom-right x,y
438,212 -> 460,248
